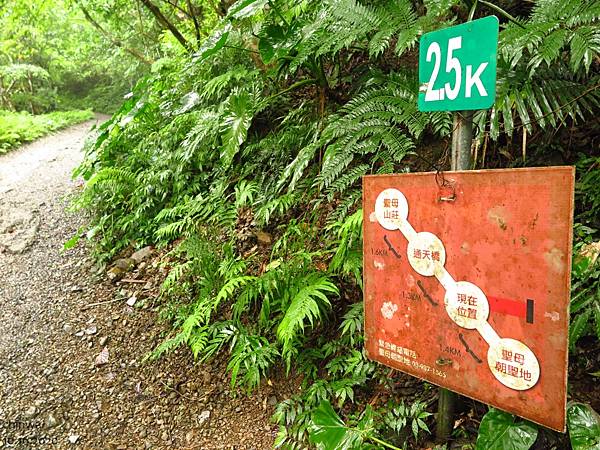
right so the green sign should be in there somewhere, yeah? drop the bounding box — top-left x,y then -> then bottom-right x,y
418,16 -> 499,112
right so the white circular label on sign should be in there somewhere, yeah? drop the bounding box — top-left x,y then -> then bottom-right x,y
444,281 -> 489,329
407,232 -> 446,276
374,189 -> 408,230
487,338 -> 540,391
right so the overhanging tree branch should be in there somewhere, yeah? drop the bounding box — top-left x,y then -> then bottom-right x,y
159,0 -> 193,19
77,2 -> 153,65
186,0 -> 202,45
159,0 -> 203,44
139,0 -> 191,51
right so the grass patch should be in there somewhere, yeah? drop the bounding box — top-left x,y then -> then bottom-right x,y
0,109 -> 95,154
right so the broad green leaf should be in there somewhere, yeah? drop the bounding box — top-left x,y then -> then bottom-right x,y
220,91 -> 254,169
258,24 -> 290,64
593,302 -> 600,341
568,403 -> 600,450
193,24 -> 231,62
265,259 -> 282,272
573,255 -> 592,279
570,309 -> 591,350
475,409 -> 537,450
177,92 -> 200,114
308,401 -> 363,450
571,291 -> 594,315
309,400 -> 348,448
119,99 -> 146,127
227,0 -> 268,19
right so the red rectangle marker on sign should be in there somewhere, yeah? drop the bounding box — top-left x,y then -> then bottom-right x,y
363,167 -> 574,431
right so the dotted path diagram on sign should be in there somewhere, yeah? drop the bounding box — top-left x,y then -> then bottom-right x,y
374,188 -> 540,391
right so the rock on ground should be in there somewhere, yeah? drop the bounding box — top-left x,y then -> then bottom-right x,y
0,116 -> 277,449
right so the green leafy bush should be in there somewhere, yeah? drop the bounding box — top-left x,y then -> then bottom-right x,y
0,109 -> 94,153
570,155 -> 600,350
0,64 -> 55,113
476,403 -> 600,450
568,403 -> 600,450
306,399 -> 431,450
475,409 -> 537,450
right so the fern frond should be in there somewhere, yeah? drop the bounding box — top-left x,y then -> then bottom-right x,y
289,0 -> 420,71
180,110 -> 221,162
327,189 -> 362,227
155,216 -> 194,241
201,321 -> 239,361
326,164 -> 368,201
235,179 -> 258,208
227,332 -> 279,392
145,331 -> 187,362
189,326 -> 211,359
369,0 -> 418,57
233,278 -> 262,320
255,191 -> 300,225
500,0 -> 600,75
200,66 -> 252,101
86,167 -> 137,192
329,208 -> 362,271
277,140 -> 321,194
277,273 -> 338,359
313,71 -> 451,201
489,73 -> 600,139
339,302 -> 364,346
215,275 -> 257,303
161,260 -> 194,292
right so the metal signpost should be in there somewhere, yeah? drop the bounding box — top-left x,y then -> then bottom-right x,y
363,16 -> 573,440
423,16 -> 496,440
363,168 -> 574,432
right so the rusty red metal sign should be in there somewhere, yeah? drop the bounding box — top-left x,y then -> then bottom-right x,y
363,167 -> 574,431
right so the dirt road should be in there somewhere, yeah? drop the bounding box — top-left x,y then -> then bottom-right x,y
0,117 -> 276,449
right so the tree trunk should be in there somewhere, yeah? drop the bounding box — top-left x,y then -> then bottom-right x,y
0,78 -> 14,110
27,73 -> 36,114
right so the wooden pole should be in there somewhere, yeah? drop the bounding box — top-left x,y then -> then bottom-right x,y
436,110 -> 473,442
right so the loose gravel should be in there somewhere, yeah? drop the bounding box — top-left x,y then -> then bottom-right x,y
0,117 -> 278,449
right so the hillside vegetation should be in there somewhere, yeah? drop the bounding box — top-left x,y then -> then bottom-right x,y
73,0 -> 600,448
0,109 -> 94,152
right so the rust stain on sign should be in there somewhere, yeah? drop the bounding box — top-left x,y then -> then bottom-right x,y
363,166 -> 574,432
487,205 -> 509,230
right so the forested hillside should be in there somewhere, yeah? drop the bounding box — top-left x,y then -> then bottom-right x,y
0,0 -> 141,149
0,0 -> 150,113
63,0 -> 600,448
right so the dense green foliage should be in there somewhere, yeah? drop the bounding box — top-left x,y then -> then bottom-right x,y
567,403 -> 600,450
0,109 -> 94,152
72,0 -> 600,447
0,0 -> 131,112
0,0 -> 216,113
306,399 -> 431,450
473,403 -> 600,450
475,409 -> 538,450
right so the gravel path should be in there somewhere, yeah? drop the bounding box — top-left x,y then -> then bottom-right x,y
0,117 -> 277,449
